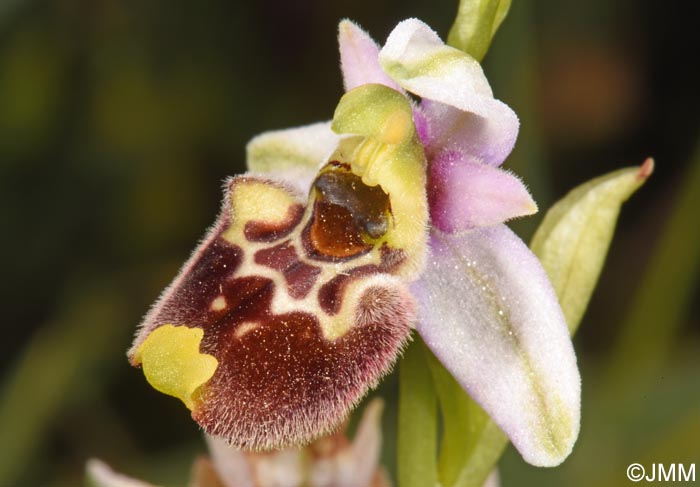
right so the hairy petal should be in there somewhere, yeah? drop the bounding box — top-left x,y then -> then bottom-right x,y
339,20 -> 402,92
310,399 -> 385,487
412,226 -> 580,466
205,435 -> 256,487
429,153 -> 537,232
246,122 -> 340,193
420,99 -> 518,167
380,19 -> 518,166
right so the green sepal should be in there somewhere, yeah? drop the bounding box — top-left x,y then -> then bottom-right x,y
531,159 -> 654,333
246,121 -> 339,175
398,335 -> 438,487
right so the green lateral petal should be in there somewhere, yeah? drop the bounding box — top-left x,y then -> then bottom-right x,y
246,121 -> 340,191
531,159 -> 654,333
447,0 -> 512,62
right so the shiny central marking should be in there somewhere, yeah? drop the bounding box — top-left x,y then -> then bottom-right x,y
304,167 -> 391,262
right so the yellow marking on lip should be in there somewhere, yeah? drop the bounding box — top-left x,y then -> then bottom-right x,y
223,179 -> 298,242
134,324 -> 218,410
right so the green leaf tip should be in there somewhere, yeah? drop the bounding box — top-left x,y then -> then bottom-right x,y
531,158 -> 654,334
447,0 -> 512,62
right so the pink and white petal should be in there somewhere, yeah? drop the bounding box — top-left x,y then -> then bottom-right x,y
411,226 -> 580,467
379,19 -> 518,166
483,469 -> 500,487
86,459 -> 162,487
429,154 -> 537,232
338,20 -> 403,92
422,99 -> 518,167
204,435 -> 255,487
379,19 -> 492,100
310,399 -> 384,487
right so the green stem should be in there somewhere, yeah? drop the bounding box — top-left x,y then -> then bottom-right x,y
398,335 -> 438,487
427,351 -> 507,487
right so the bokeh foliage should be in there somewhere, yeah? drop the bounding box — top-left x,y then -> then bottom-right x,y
0,0 -> 697,486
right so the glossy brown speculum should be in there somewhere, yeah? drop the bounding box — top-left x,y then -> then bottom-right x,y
304,167 -> 392,262
313,168 -> 391,239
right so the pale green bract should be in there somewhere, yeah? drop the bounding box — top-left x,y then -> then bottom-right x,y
447,0 -> 512,62
531,158 -> 654,333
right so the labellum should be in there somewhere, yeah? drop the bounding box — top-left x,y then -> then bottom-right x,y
129,84 -> 428,450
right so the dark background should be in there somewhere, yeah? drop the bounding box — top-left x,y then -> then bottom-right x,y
0,0 -> 698,486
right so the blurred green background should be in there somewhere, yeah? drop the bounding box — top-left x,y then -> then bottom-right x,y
0,0 -> 697,486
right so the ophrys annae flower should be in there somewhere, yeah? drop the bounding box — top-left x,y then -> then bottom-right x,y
129,18 -> 580,468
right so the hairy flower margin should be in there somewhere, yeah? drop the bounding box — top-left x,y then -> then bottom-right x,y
124,16 -> 581,477
88,400 -> 391,487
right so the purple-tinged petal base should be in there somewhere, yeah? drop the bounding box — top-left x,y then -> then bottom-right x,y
421,99 -> 519,168
428,152 -> 537,232
412,226 -> 580,466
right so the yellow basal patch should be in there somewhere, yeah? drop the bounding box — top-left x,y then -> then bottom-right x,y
133,324 -> 218,410
223,179 -> 299,242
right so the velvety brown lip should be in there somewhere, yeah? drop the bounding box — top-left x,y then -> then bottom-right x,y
132,174 -> 416,452
190,272 -> 413,451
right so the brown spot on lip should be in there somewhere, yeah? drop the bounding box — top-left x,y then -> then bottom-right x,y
319,265 -> 379,315
255,241 -> 322,299
318,245 -> 406,315
244,203 -> 304,243
155,237 -> 243,329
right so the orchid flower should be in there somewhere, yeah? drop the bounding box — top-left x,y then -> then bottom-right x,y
87,400 -> 389,487
128,17 -> 580,470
